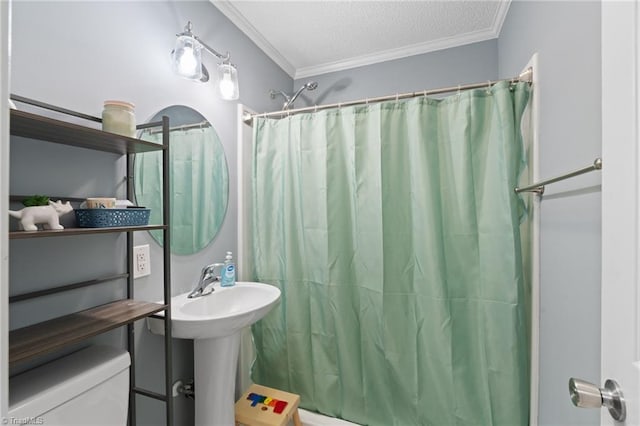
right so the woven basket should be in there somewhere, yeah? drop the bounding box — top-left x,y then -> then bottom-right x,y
75,208 -> 150,228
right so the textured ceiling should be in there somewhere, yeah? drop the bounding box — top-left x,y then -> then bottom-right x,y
213,0 -> 511,79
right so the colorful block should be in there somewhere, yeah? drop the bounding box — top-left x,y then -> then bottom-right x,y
246,392 -> 288,414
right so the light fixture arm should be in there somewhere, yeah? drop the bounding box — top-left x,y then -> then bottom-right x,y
194,35 -> 230,62
177,21 -> 230,62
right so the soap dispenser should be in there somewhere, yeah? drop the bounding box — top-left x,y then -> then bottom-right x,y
220,251 -> 236,287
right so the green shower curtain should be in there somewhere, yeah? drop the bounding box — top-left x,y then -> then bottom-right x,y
250,81 -> 531,426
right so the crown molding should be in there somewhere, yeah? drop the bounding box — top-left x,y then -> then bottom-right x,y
212,0 -> 296,78
212,0 -> 511,81
492,0 -> 511,38
294,28 -> 500,79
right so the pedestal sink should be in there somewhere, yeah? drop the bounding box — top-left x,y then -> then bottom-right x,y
147,282 -> 281,426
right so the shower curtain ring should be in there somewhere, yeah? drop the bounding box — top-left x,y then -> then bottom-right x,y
395,93 -> 399,102
314,105 -> 318,112
423,90 -> 427,98
486,80 -> 492,94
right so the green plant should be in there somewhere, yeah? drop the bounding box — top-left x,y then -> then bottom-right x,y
22,195 -> 50,207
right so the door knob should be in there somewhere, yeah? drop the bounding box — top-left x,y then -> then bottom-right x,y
569,378 -> 626,422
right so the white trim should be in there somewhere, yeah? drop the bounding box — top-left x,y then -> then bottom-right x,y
212,0 -> 511,79
213,1 -> 296,77
294,28 -> 501,79
0,0 -> 9,419
236,104 -> 256,281
492,0 -> 512,41
236,104 -> 245,279
524,53 -> 540,426
236,104 -> 257,399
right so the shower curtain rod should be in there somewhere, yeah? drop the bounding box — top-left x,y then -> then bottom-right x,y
144,120 -> 210,135
514,158 -> 603,195
243,68 -> 533,125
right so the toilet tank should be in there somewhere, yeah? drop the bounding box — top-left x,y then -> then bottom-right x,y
9,345 -> 130,426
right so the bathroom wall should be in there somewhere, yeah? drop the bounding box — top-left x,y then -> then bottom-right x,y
8,1 -> 603,425
499,2 -> 601,425
292,39 -> 498,106
9,1 -> 291,425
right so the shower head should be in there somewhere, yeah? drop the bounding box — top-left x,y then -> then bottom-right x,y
269,81 -> 319,110
282,81 -> 319,110
304,81 -> 318,91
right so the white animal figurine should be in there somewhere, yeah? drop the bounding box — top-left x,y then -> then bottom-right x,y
8,200 -> 73,231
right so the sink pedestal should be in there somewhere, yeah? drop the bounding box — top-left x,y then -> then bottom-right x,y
194,333 -> 241,426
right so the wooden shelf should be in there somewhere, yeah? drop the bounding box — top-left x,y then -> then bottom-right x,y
9,299 -> 167,366
10,109 -> 164,154
9,224 -> 166,239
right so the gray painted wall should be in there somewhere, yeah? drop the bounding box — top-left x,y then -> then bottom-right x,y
9,1 -> 290,425
499,2 -> 601,425
292,39 -> 498,106
9,1 -> 602,425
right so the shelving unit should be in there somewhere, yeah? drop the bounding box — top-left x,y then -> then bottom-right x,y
7,97 -> 173,426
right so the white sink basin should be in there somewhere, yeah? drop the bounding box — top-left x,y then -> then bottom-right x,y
146,281 -> 281,426
147,281 -> 280,339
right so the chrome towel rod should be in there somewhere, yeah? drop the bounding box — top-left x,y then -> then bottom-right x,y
515,158 -> 602,195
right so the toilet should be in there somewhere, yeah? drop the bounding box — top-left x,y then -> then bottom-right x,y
9,345 -> 130,426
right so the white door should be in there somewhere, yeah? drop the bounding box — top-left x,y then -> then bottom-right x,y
601,1 -> 640,425
0,0 -> 10,418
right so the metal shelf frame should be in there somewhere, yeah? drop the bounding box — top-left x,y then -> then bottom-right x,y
8,95 -> 173,426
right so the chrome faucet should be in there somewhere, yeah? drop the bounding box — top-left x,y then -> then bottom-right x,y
188,263 -> 224,298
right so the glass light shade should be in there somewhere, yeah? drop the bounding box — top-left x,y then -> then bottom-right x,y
217,62 -> 239,100
172,35 -> 202,80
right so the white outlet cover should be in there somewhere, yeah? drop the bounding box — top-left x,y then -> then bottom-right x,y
134,244 -> 151,279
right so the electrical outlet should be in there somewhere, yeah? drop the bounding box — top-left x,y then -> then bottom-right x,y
134,245 -> 151,278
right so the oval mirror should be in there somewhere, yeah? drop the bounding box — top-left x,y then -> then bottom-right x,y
134,105 -> 228,255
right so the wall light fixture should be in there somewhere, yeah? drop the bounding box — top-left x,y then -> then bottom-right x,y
171,21 -> 239,100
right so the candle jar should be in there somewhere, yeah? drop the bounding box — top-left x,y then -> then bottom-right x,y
102,100 -> 136,137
